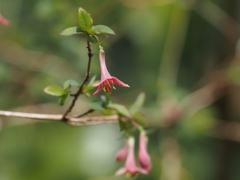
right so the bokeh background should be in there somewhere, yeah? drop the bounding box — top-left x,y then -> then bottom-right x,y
1,0 -> 240,180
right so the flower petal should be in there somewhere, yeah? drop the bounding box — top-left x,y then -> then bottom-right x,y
112,77 -> 130,87
134,167 -> 149,174
93,49 -> 130,95
93,86 -> 103,95
0,14 -> 10,26
116,142 -> 129,161
115,167 -> 126,176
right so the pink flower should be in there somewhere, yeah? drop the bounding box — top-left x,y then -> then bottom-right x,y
93,49 -> 129,95
116,141 -> 128,161
138,132 -> 152,172
0,14 -> 10,26
115,137 -> 148,177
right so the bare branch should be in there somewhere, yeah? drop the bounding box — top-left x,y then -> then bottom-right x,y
0,110 -> 118,126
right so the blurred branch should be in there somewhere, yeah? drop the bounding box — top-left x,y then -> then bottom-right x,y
0,110 -> 118,126
160,135 -> 181,180
157,4 -> 190,101
192,0 -> 240,42
62,40 -> 94,120
182,72 -> 229,116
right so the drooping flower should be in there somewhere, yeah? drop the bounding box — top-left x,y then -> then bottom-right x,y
115,137 -> 148,177
138,132 -> 152,172
93,49 -> 129,95
0,14 -> 10,26
116,141 -> 129,162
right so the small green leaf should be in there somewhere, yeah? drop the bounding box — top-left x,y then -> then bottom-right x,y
83,76 -> 98,93
78,7 -> 93,32
118,118 -> 134,134
87,35 -> 98,43
58,94 -> 69,105
60,26 -> 85,36
92,25 -> 116,35
83,86 -> 96,94
108,103 -> 131,118
101,109 -> 112,115
87,75 -> 96,87
118,119 -> 125,131
133,112 -> 146,126
101,93 -> 111,107
44,85 -> 65,96
129,92 -> 145,115
90,102 -> 104,111
63,79 -> 80,89
86,29 -> 96,35
226,64 -> 240,85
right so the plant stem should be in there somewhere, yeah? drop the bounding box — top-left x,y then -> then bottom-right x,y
75,108 -> 94,118
62,40 -> 94,121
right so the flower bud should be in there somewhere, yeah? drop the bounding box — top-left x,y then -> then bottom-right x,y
138,132 -> 151,172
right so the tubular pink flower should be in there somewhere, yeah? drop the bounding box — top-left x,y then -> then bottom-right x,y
0,14 -> 10,26
116,141 -> 129,161
93,49 -> 129,95
138,132 -> 152,172
115,137 -> 148,177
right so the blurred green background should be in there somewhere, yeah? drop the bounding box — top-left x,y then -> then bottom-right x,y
1,0 -> 240,180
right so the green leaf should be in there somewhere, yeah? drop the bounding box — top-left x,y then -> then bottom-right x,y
108,103 -> 131,118
63,79 -> 79,89
133,112 -> 146,126
90,102 -> 104,111
101,93 -> 111,107
83,86 -> 96,94
226,64 -> 240,85
60,26 -> 85,36
87,75 -> 97,87
58,94 -> 69,105
86,29 -> 96,35
44,85 -> 65,96
101,109 -> 112,115
129,92 -> 145,115
118,117 -> 135,134
87,35 -> 98,43
118,119 -> 125,131
78,7 -> 93,32
92,25 -> 116,35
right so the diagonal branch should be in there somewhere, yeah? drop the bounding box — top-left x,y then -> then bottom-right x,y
62,40 -> 94,121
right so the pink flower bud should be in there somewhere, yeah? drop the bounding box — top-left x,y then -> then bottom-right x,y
115,137 -> 148,177
138,132 -> 152,172
0,14 -> 10,26
116,141 -> 128,161
93,50 -> 129,95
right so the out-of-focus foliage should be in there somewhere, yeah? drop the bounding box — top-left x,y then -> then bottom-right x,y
1,0 -> 240,180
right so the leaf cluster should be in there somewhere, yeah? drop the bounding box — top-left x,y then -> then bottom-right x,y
59,8 -> 115,43
44,76 -> 98,105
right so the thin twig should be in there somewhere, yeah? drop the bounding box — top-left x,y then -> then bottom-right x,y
0,110 -> 118,126
62,40 -> 94,121
75,109 -> 95,118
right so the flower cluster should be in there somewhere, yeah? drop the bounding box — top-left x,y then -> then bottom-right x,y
115,132 -> 151,177
0,14 -> 10,26
93,49 -> 129,95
